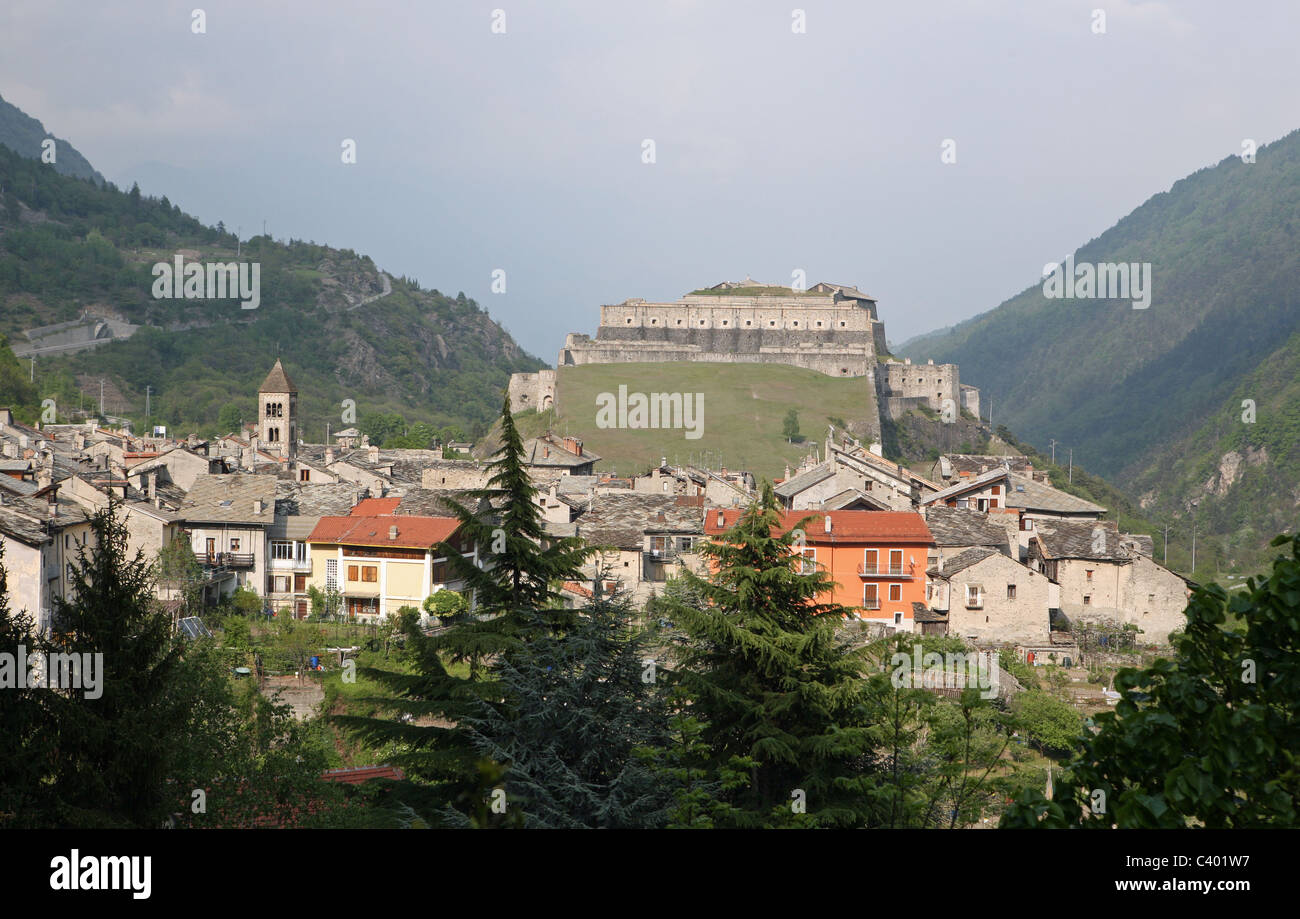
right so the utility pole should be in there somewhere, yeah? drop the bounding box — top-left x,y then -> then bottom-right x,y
30,357 -> 35,382
99,379 -> 105,418
1163,523 -> 1169,565
1049,439 -> 1058,465
146,385 -> 151,419
1191,500 -> 1199,572
1068,448 -> 1073,484
237,226 -> 241,258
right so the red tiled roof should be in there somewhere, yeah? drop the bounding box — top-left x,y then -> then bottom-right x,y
562,581 -> 595,598
308,515 -> 460,548
351,497 -> 401,516
321,765 -> 405,785
703,508 -> 933,544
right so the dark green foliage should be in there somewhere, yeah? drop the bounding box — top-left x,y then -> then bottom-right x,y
660,483 -> 882,828
1002,533 -> 1300,828
431,394 -> 595,675
23,503 -> 204,827
446,597 -> 673,828
782,408 -> 802,442
333,395 -> 596,820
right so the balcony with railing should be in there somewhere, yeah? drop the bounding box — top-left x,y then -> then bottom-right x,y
205,552 -> 255,570
270,556 -> 312,573
857,563 -> 914,579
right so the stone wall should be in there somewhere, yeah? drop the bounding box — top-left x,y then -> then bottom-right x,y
877,359 -> 960,414
507,369 -> 556,414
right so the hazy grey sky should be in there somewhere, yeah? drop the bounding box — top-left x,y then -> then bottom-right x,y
3,0 -> 1297,361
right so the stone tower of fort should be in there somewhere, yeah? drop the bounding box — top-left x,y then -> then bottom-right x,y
510,280 -> 977,438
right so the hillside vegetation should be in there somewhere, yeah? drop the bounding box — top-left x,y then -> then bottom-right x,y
0,135 -> 543,439
903,128 -> 1300,573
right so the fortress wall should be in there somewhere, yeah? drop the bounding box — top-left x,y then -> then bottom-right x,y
507,369 -> 557,413
600,302 -> 873,333
558,341 -> 874,377
595,325 -> 873,351
879,361 -> 960,412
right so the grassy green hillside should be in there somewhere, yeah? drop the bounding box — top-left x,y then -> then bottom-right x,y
509,362 -> 879,480
903,128 -> 1300,573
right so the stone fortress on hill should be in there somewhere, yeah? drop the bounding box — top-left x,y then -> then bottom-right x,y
509,279 -> 980,441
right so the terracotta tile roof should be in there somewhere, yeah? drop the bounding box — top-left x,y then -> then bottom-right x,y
308,514 -> 460,548
351,497 -> 401,516
703,508 -> 933,544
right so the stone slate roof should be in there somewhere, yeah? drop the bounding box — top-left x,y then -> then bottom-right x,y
181,474 -> 277,525
944,454 -> 1036,476
576,493 -> 702,550
391,487 -> 481,517
274,481 -> 363,517
524,436 -> 601,468
1120,534 -> 1154,558
258,359 -> 297,393
0,502 -> 49,544
822,488 -> 891,511
1033,519 -> 1129,562
923,506 -> 1008,547
913,603 -> 947,623
774,462 -> 834,497
925,468 -> 1104,515
1003,472 -> 1105,515
929,546 -> 1000,578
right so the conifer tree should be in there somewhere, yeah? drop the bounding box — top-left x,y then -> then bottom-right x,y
661,483 -> 882,828
334,393 -> 595,819
431,393 -> 595,674
446,595 -> 673,828
37,502 -> 192,827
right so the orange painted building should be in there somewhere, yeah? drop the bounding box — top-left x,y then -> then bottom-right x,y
703,508 -> 935,630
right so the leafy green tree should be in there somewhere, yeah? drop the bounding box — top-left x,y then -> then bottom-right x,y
232,586 -> 262,616
660,483 -> 881,827
1002,533 -> 1300,828
782,408 -> 802,443
155,536 -> 204,615
217,402 -> 244,433
423,589 -> 467,622
1011,690 -> 1083,756
446,597 -> 672,828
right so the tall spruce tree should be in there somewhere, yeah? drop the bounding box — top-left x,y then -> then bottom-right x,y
37,502 -> 193,827
446,595 -> 673,828
333,393 -> 595,820
431,394 -> 594,674
661,483 -> 882,828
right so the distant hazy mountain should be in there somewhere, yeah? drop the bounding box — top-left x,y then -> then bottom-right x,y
904,130 -> 1300,572
0,93 -> 105,184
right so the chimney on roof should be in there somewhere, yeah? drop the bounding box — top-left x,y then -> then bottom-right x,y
368,445 -> 379,463
715,510 -> 725,528
563,436 -> 582,457
74,433 -> 86,451
147,470 -> 157,501
36,465 -> 52,489
253,498 -> 264,515
824,514 -> 832,534
360,434 -> 370,447
325,447 -> 335,465
388,524 -> 398,540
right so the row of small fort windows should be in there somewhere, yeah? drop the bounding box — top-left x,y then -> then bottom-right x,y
265,402 -> 288,417
626,318 -> 848,328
